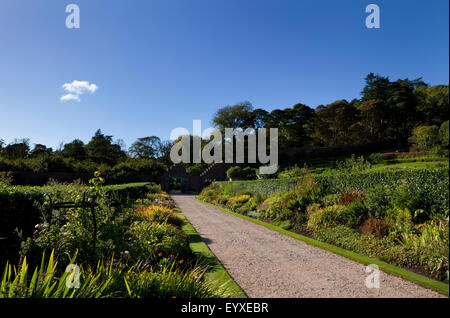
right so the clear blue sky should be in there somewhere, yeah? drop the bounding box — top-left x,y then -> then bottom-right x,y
0,0 -> 448,150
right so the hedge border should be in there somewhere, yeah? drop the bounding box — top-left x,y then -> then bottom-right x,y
215,167 -> 449,198
176,207 -> 247,298
195,198 -> 449,296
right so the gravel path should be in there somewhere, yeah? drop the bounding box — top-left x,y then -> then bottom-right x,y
173,195 -> 445,298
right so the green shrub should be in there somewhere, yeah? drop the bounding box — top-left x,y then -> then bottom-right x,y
258,191 -> 297,220
400,218 -> 449,280
20,181 -> 145,267
368,153 -> 384,164
198,183 -> 221,203
226,194 -> 253,213
127,222 -> 190,263
341,200 -> 368,227
364,185 -> 390,218
439,120 -> 449,148
278,166 -> 309,179
409,125 -> 440,150
273,220 -> 292,230
336,155 -> 371,172
320,193 -> 339,206
236,199 -> 257,215
136,205 -> 184,229
307,204 -> 347,230
216,194 -> 229,206
226,166 -> 256,181
313,225 -> 360,251
185,163 -> 207,176
0,172 -> 13,185
146,182 -> 162,194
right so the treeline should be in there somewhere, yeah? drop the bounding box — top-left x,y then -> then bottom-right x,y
212,73 -> 449,150
1,73 -> 448,183
0,130 -> 170,184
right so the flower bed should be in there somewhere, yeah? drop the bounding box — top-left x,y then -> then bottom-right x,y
199,167 -> 449,282
1,175 -> 222,298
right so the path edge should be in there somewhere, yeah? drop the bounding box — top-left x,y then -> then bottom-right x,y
195,198 -> 449,296
175,205 -> 247,298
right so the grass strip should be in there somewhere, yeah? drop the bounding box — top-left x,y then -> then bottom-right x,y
178,210 -> 247,298
195,198 -> 449,296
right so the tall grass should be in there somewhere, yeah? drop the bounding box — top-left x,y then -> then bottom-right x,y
1,250 -> 222,298
0,250 -> 112,298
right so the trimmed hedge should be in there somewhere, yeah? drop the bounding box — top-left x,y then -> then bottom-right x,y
218,167 -> 448,194
0,157 -> 167,185
103,182 -> 150,205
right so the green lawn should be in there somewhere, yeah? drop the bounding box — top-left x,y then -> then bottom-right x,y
305,154 -> 449,175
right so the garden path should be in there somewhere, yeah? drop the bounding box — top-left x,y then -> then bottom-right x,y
173,195 -> 445,298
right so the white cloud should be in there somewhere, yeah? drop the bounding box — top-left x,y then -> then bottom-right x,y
60,93 -> 81,102
60,80 -> 98,102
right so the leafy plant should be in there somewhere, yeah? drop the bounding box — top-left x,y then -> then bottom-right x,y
336,155 -> 371,172
226,166 -> 256,181
364,185 -> 390,218
0,250 -> 112,298
307,205 -> 347,230
226,194 -> 251,209
368,153 -> 384,164
409,125 -> 440,150
278,166 -> 309,179
118,263 -> 221,298
0,171 -> 13,186
127,222 -> 190,263
136,205 -> 184,228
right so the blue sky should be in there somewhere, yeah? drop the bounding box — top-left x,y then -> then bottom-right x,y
0,0 -> 448,150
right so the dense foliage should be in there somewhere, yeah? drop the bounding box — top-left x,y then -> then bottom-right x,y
0,180 -> 150,265
199,159 -> 449,282
1,175 -> 221,298
0,130 -> 169,185
226,166 -> 257,181
211,75 -> 448,152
